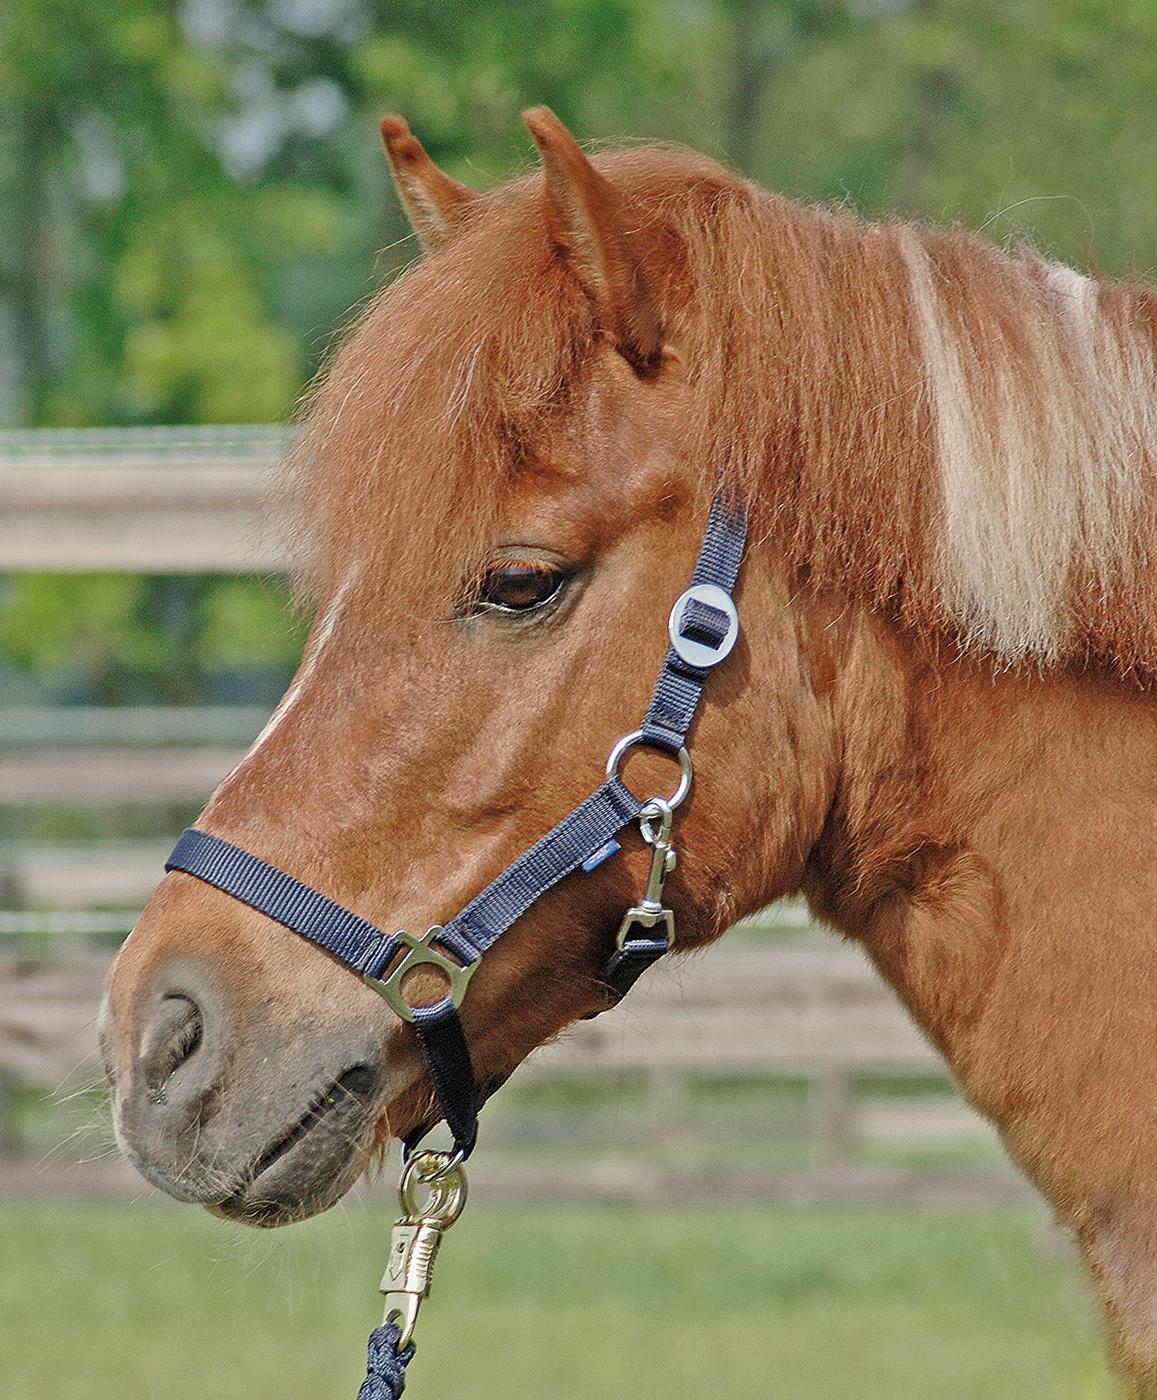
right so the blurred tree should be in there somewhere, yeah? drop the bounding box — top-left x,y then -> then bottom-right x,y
0,0 -> 307,426
0,0 -> 1154,703
735,0 -> 1157,271
0,572 -> 307,704
3,0 -> 1153,432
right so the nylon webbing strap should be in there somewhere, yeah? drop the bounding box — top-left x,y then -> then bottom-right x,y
679,597 -> 730,647
409,1001 -> 479,1155
166,828 -> 400,973
437,777 -> 641,963
164,491 -> 747,1159
641,493 -> 747,752
165,780 -> 645,981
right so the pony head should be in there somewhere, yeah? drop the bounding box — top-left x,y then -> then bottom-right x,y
99,110 -> 838,1223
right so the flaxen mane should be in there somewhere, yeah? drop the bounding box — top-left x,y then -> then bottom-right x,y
290,145 -> 1157,680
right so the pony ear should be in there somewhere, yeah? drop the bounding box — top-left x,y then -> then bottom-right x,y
523,106 -> 661,373
379,116 -> 479,252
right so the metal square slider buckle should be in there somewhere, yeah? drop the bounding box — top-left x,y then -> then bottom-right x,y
364,925 -> 478,1023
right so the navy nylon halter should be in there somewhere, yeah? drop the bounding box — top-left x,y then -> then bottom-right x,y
166,492 -> 747,1160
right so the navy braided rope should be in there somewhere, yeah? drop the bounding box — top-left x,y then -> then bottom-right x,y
357,1324 -> 414,1400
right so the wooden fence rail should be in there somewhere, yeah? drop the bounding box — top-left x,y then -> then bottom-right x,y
0,843 -> 169,911
0,425 -> 292,571
0,706 -> 271,747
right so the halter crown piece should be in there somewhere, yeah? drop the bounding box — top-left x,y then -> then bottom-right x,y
164,490 -> 748,1393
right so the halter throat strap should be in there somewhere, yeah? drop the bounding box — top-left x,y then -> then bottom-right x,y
165,492 -> 748,1161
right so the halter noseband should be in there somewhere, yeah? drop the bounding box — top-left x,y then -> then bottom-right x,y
165,492 -> 747,1163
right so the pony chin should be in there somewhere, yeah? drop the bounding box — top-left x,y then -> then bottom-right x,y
205,1066 -> 443,1228
205,1147 -> 371,1228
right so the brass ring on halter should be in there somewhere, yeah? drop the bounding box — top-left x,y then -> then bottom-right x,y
605,729 -> 693,810
401,1137 -> 468,1179
364,925 -> 478,1023
398,1150 -> 469,1224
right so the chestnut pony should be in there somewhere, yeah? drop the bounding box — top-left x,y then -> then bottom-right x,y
101,109 -> 1157,1391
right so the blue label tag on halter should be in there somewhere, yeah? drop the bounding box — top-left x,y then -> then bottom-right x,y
581,838 -> 621,873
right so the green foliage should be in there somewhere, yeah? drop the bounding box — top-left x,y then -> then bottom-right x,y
119,220 -> 300,423
0,574 -> 142,678
198,577 -> 309,667
0,572 -> 304,702
3,0 -> 1153,436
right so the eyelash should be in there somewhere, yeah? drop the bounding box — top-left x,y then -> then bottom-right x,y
466,562 -> 569,618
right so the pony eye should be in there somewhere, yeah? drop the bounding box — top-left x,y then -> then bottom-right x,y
474,562 -> 567,615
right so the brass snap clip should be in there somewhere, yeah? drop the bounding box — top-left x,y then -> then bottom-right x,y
380,1149 -> 469,1352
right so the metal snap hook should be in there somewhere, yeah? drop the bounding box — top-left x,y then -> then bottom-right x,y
638,798 -> 675,847
380,1150 -> 470,1351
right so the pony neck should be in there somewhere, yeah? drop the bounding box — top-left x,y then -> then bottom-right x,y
796,593 -> 1154,1119
785,599 -> 1157,1378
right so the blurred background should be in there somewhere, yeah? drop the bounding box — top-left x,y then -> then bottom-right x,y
1,2 -> 1154,1396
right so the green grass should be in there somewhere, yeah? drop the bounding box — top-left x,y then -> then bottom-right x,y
0,1201 -> 1117,1400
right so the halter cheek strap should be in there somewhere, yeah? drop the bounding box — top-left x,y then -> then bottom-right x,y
165,492 -> 747,1162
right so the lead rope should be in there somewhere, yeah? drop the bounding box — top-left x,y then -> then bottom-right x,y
358,1150 -> 468,1397
357,1325 -> 414,1400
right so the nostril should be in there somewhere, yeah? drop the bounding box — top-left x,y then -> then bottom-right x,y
139,995 -> 203,1105
337,1063 -> 380,1101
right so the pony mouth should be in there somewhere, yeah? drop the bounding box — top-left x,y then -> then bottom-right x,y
211,1062 -> 381,1226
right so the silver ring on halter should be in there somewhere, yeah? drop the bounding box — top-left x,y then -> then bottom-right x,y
606,730 -> 693,810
